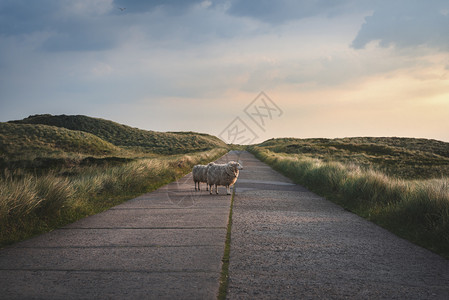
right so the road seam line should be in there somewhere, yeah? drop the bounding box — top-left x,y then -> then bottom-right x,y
217,187 -> 236,300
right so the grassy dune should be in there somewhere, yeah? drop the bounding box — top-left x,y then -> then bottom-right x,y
0,148 -> 228,247
1,114 -> 227,171
0,114 -> 229,247
250,139 -> 449,258
11,114 -> 227,154
0,122 -> 129,171
0,122 -> 122,157
259,137 -> 449,179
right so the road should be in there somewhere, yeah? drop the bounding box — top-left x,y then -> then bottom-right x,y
1,151 -> 448,299
228,151 -> 449,299
0,152 -> 239,299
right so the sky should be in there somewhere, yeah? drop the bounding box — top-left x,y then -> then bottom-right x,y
1,0 -> 449,144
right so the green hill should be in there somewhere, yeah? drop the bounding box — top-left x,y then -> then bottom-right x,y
10,114 -> 227,154
0,122 -> 123,159
0,116 -> 229,247
0,122 -> 129,170
256,137 -> 449,179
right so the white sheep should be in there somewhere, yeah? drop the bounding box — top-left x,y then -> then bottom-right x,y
207,161 -> 243,195
192,163 -> 214,191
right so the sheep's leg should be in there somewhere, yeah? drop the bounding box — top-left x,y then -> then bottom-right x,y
209,184 -> 213,195
195,181 -> 198,191
215,184 -> 218,194
226,185 -> 231,195
206,183 -> 209,191
198,182 -> 201,191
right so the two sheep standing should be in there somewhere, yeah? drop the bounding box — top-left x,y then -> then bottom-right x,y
192,161 -> 243,195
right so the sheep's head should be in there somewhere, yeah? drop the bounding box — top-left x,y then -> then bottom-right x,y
228,161 -> 243,173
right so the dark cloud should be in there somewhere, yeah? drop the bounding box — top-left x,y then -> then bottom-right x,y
227,0 -> 329,23
0,0 -> 61,35
225,0 -> 367,24
352,0 -> 449,50
2,0 -> 449,54
0,0 -> 216,52
42,28 -> 115,52
112,0 -> 202,14
0,1 -> 172,52
225,0 -> 449,51
0,0 -> 118,51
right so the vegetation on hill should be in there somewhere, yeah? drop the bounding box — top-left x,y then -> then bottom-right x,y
250,137 -> 449,258
0,114 -> 229,247
258,137 -> 449,179
11,114 -> 227,154
0,148 -> 228,247
0,122 -> 126,164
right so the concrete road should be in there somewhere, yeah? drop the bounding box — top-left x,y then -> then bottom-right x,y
227,151 -> 449,299
1,150 -> 448,299
0,152 -> 240,299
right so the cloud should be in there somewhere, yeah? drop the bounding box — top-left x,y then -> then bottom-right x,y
225,0 -> 369,24
2,0 -> 449,143
0,0 -> 120,51
0,0 -> 59,35
112,0 -> 202,13
44,15 -> 124,52
0,0 -> 117,35
352,0 -> 449,50
0,0 -> 249,52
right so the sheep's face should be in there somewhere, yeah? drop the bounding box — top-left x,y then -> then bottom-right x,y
229,161 -> 243,172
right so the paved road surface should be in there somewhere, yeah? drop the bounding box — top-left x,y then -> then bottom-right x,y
0,152 -> 239,299
1,150 -> 448,299
227,151 -> 449,299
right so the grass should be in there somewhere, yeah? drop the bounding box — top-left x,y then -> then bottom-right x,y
0,122 -> 125,158
249,145 -> 449,258
10,114 -> 227,155
0,148 -> 228,247
259,137 -> 449,179
1,114 -> 231,246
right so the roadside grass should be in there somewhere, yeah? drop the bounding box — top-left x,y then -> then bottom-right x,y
249,146 -> 449,259
0,148 -> 228,247
258,137 -> 449,179
1,114 -> 230,247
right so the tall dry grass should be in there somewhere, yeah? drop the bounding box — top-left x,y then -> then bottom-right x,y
250,146 -> 449,258
0,148 -> 228,246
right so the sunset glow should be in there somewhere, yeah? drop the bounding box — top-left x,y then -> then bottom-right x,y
1,0 -> 448,143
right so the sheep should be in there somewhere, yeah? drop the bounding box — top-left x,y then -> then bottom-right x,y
192,163 -> 214,191
207,161 -> 243,195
